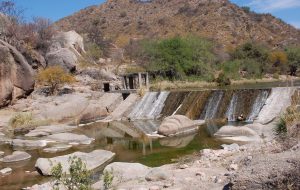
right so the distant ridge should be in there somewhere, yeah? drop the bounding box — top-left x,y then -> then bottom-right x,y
55,0 -> 300,48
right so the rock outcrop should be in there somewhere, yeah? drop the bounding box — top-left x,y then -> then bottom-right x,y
46,31 -> 85,72
35,149 -> 115,176
0,40 -> 35,108
214,125 -> 261,142
158,115 -> 205,136
0,151 -> 31,163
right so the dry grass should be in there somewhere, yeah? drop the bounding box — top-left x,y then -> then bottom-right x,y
9,112 -> 50,129
150,80 -> 217,91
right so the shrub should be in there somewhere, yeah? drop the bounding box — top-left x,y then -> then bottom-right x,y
222,60 -> 241,80
37,66 -> 75,95
275,117 -> 287,135
269,51 -> 288,73
286,46 -> 300,76
215,72 -> 231,86
103,169 -> 114,190
51,156 -> 92,190
9,112 -> 33,128
241,6 -> 250,13
85,42 -> 103,62
9,112 -> 50,129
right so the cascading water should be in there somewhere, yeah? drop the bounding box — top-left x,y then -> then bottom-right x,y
200,90 -> 224,120
226,93 -> 238,121
128,91 -> 169,120
247,90 -> 270,122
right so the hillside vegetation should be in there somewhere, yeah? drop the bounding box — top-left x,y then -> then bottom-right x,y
56,0 -> 300,48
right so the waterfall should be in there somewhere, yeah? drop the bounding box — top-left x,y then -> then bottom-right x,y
128,92 -> 169,120
226,93 -> 238,121
200,90 -> 224,120
247,90 -> 270,122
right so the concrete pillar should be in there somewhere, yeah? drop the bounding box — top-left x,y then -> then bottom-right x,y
123,76 -> 127,89
138,73 -> 142,88
145,73 -> 149,89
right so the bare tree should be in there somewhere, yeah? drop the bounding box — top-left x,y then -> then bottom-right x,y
0,0 -> 24,22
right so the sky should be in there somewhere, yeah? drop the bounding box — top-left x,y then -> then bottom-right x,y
5,0 -> 300,29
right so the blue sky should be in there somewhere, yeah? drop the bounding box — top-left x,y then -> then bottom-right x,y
7,0 -> 300,28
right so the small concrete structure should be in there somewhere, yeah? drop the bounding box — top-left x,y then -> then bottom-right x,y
122,72 -> 149,90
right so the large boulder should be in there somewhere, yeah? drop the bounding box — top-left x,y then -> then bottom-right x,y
0,40 -> 35,107
214,125 -> 261,142
46,48 -> 78,72
50,30 -> 85,55
35,150 -> 115,176
93,162 -> 150,188
46,31 -> 85,72
158,115 -> 205,136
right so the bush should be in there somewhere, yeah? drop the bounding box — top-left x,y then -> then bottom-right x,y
215,72 -> 231,86
103,169 -> 114,190
9,112 -> 33,128
85,42 -> 103,62
286,46 -> 300,76
222,60 -> 241,80
9,112 -> 50,129
142,36 -> 216,80
269,51 -> 288,74
241,6 -> 250,13
37,66 -> 75,95
51,156 -> 92,190
275,117 -> 287,135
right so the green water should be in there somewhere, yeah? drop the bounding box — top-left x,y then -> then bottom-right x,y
0,120 -> 223,190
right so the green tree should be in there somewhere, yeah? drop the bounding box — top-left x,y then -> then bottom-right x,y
286,46 -> 300,76
231,42 -> 268,76
51,156 -> 92,190
142,36 -> 215,80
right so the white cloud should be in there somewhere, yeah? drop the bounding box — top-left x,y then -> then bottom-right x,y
248,0 -> 300,12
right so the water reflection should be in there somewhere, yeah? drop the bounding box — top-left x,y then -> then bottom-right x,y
0,120 -> 223,190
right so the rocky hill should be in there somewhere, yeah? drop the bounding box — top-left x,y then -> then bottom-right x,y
55,0 -> 300,48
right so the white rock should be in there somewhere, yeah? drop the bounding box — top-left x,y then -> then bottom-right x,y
35,150 -> 115,176
229,164 -> 238,171
0,167 -> 12,175
12,139 -> 47,148
149,186 -> 160,190
0,151 -> 31,162
103,162 -> 150,184
46,133 -> 94,145
43,144 -> 72,153
221,143 -> 240,152
158,115 -> 205,136
179,164 -> 189,169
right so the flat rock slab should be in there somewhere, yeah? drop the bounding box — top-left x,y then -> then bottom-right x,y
25,125 -> 77,137
46,133 -> 94,145
35,149 -> 115,176
12,139 -> 48,148
43,144 -> 72,153
0,151 -> 31,162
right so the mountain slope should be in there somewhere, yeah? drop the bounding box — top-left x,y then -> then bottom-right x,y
55,0 -> 300,48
